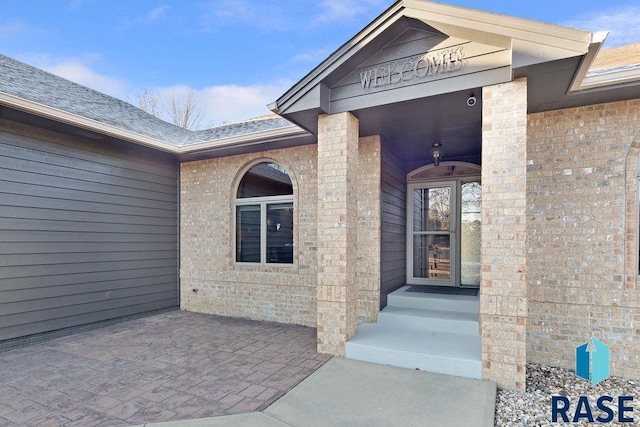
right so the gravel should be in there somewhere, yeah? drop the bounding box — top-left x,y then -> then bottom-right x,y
495,364 -> 640,426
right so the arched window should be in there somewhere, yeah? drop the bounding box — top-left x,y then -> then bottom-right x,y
235,162 -> 294,264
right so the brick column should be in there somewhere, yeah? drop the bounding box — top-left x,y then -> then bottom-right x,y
480,78 -> 528,390
316,112 -> 359,356
356,136 -> 382,323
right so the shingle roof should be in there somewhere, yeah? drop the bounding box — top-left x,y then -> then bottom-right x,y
188,115 -> 294,146
590,43 -> 640,70
0,53 -> 296,147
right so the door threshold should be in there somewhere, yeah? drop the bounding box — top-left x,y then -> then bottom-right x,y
404,285 -> 479,297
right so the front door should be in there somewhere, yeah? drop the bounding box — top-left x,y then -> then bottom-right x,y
408,182 -> 456,286
406,163 -> 481,287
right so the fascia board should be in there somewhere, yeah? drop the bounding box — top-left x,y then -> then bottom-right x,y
567,31 -> 608,93
566,31 -> 640,93
404,0 -> 591,53
578,66 -> 640,91
0,91 -> 309,156
272,0 -> 594,116
0,92 -> 180,153
271,1 -> 406,115
179,126 -> 309,153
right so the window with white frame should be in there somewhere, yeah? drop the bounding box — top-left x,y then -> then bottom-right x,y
235,162 -> 294,264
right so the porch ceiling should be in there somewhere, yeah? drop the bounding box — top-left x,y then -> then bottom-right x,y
355,87 -> 482,164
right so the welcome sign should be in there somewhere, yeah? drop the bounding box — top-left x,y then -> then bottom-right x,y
358,47 -> 466,90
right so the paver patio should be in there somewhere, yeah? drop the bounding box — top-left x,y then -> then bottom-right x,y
0,310 -> 331,426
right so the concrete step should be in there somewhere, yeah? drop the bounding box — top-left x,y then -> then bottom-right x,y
378,305 -> 479,335
387,286 -> 479,314
345,323 -> 482,379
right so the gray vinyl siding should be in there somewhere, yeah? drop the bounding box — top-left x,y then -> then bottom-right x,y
380,145 -> 406,308
0,119 -> 179,342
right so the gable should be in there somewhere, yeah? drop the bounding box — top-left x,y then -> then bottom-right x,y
271,0 -> 595,130
329,27 -> 511,113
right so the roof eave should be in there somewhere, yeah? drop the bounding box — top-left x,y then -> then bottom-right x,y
179,125 -> 310,154
0,92 -> 311,156
579,67 -> 640,91
568,31 -> 640,93
568,31 -> 609,93
271,0 -> 595,117
404,0 -> 592,53
0,92 -> 180,153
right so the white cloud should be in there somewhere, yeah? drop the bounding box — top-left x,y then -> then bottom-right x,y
200,0 -> 285,32
209,0 -> 253,20
309,0 -> 387,27
0,19 -> 27,38
200,81 -> 293,124
291,48 -> 332,64
146,5 -> 171,22
561,5 -> 640,47
19,54 -> 128,99
47,61 -> 127,98
17,52 -> 292,126
313,1 -> 366,24
200,0 -> 387,33
67,0 -> 84,10
119,5 -> 172,30
148,80 -> 294,127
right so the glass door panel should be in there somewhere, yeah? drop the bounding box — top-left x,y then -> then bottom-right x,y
461,180 -> 482,286
412,187 -> 451,232
412,234 -> 451,279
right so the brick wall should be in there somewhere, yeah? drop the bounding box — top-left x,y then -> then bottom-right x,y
180,122 -> 383,351
481,78 -> 528,390
316,112 -> 360,355
357,135 -> 382,324
527,99 -> 640,379
180,145 -> 318,326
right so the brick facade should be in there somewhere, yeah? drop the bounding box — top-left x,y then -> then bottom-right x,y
480,78 -> 529,390
527,99 -> 640,380
180,145 -> 319,327
180,118 -> 382,354
179,85 -> 640,389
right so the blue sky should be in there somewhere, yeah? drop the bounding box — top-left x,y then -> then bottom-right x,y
1,0 -> 639,126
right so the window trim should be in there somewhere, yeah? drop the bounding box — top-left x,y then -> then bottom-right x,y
233,163 -> 295,267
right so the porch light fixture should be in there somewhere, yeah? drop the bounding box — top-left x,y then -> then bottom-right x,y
432,142 -> 442,166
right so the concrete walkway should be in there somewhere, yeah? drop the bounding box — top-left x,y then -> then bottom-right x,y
142,358 -> 497,427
